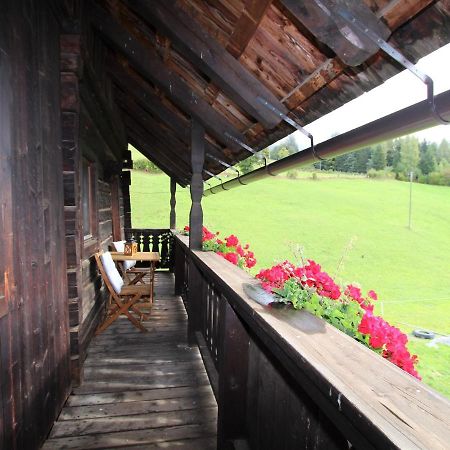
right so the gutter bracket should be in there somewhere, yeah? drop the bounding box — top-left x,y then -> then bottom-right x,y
203,180 -> 215,195
256,97 -> 324,161
204,169 -> 228,191
224,131 -> 275,170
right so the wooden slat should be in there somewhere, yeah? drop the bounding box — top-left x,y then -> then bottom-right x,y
125,0 -> 285,128
43,424 -> 217,449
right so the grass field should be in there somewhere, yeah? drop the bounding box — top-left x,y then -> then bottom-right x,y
130,168 -> 450,397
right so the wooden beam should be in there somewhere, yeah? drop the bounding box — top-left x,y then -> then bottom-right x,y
122,111 -> 192,178
280,0 -> 435,111
279,0 -> 390,67
170,178 -> 176,230
127,130 -> 189,187
189,119 -> 205,251
227,0 -> 273,58
118,98 -> 193,171
113,82 -> 228,163
89,2 -> 245,152
124,0 -> 285,129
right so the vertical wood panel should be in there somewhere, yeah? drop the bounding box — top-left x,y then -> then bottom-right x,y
0,1 -> 71,448
217,300 -> 250,450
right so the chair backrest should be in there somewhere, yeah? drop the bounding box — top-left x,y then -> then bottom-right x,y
112,240 -> 136,271
95,251 -> 124,294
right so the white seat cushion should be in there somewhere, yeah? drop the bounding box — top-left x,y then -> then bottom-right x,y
100,252 -> 124,294
113,240 -> 136,271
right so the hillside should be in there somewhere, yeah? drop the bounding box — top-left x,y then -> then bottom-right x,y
130,170 -> 450,396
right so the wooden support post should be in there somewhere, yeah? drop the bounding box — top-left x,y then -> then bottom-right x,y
187,119 -> 205,344
170,177 -> 176,230
217,300 -> 250,449
189,119 -> 204,250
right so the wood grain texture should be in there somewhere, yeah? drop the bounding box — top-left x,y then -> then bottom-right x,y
43,273 -> 217,449
124,0 -> 285,128
189,119 -> 205,251
0,2 -> 70,448
175,235 -> 450,450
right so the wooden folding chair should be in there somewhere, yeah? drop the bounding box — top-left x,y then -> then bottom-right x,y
95,252 -> 153,334
112,241 -> 149,285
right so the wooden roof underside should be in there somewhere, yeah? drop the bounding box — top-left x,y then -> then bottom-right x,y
86,0 -> 450,185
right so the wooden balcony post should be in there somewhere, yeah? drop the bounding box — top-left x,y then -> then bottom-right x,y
170,177 -> 176,230
217,300 -> 250,449
187,118 -> 205,344
189,119 -> 204,250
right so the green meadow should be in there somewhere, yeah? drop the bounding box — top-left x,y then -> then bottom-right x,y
130,169 -> 450,397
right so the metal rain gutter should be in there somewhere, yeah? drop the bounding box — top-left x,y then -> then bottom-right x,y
203,89 -> 450,197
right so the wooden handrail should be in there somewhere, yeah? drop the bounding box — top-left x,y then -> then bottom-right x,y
174,234 -> 450,450
124,228 -> 174,269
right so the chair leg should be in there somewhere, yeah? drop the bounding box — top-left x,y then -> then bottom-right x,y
96,297 -> 148,334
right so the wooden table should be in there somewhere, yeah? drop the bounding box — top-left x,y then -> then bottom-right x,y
110,251 -> 160,263
111,252 -> 160,301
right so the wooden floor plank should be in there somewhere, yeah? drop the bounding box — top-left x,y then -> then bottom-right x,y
66,385 -> 214,407
43,422 -> 216,449
43,273 -> 217,449
49,406 -> 218,437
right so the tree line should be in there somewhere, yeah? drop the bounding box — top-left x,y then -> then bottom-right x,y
238,135 -> 450,186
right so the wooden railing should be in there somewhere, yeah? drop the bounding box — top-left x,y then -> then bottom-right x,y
124,228 -> 174,269
174,234 -> 450,450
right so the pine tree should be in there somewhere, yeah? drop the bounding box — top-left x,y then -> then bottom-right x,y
370,144 -> 387,170
419,141 -> 436,175
391,139 -> 402,174
437,139 -> 450,164
354,147 -> 372,173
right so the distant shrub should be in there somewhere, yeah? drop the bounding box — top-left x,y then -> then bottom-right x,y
367,169 -> 395,179
426,169 -> 450,186
133,159 -> 161,173
312,172 -> 318,180
286,169 -> 299,179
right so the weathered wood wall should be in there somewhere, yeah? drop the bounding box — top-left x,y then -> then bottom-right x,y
0,1 -> 71,448
60,8 -> 128,384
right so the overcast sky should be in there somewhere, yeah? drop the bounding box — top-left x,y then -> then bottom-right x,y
287,43 -> 450,150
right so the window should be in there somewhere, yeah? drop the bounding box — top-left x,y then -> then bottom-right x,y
82,158 -> 96,240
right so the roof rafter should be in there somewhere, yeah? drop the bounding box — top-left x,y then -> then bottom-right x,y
120,100 -> 192,169
88,1 -> 245,153
125,121 -> 191,186
109,59 -> 233,164
124,0 -> 285,129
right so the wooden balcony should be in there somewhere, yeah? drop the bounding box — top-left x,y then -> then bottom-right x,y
43,272 -> 217,449
44,231 -> 450,449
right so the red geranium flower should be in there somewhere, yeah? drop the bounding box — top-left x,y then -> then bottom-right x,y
225,234 -> 239,247
224,252 -> 239,265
